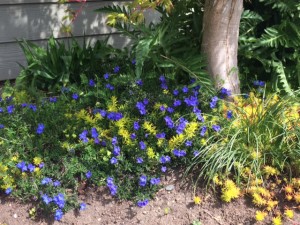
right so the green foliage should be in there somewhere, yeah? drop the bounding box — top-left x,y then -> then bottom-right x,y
239,0 -> 300,94
186,88 -> 300,186
17,36 -> 129,91
95,0 -> 214,93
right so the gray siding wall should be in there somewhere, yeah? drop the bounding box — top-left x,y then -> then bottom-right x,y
0,0 -> 132,80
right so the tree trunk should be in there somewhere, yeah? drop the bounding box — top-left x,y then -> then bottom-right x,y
201,0 -> 243,95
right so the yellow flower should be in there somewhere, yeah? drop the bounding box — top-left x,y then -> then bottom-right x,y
143,121 -> 157,135
294,192 -> 300,203
255,211 -> 267,222
11,156 -> 19,162
263,166 -> 279,177
272,216 -> 282,225
184,122 -> 199,139
284,209 -> 294,219
33,157 -> 43,166
194,196 -> 201,205
221,180 -> 240,202
284,185 -> 293,194
266,200 -> 278,211
285,194 -> 293,201
252,193 -> 267,206
147,147 -> 156,159
169,134 -> 185,148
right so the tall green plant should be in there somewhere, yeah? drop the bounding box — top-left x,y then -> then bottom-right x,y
95,0 -> 214,93
239,0 -> 300,94
17,36 -> 128,91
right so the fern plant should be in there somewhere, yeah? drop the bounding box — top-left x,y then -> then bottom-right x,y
239,0 -> 300,94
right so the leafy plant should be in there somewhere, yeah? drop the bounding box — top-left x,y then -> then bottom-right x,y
17,36 -> 129,91
239,0 -> 300,94
95,0 -> 214,93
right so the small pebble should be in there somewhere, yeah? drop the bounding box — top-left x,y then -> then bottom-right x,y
165,185 -> 175,191
13,213 -> 18,218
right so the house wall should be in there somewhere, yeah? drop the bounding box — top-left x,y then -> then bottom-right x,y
0,0 -> 159,80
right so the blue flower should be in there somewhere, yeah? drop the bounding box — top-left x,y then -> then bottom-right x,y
159,75 -> 166,82
54,209 -> 63,221
167,107 -> 174,114
159,105 -> 166,111
143,98 -> 149,105
72,93 -> 79,100
210,96 -> 218,109
164,116 -> 174,129
220,88 -> 231,98
41,177 -> 52,185
104,73 -> 110,80
200,126 -> 207,137
161,166 -> 167,173
133,121 -> 140,130
132,59 -> 136,65
136,79 -> 143,86
139,175 -> 147,187
29,104 -> 37,112
7,105 -> 14,114
173,149 -> 186,157
5,187 -> 12,195
113,66 -> 120,73
0,107 -> 3,113
80,203 -> 87,211
53,180 -> 61,187
227,110 -> 233,119
173,99 -> 182,107
79,130 -> 89,143
105,84 -> 114,91
136,102 -> 146,115
53,193 -> 65,208
159,156 -> 171,164
111,136 -> 118,145
36,123 -> 45,135
39,162 -> 45,169
49,97 -> 57,103
16,161 -> 27,172
184,96 -> 198,107
212,124 -> 221,132
156,133 -> 166,139
106,177 -> 118,195
182,86 -> 189,93
173,89 -> 179,96
185,140 -> 193,147
176,118 -> 188,134
150,178 -> 160,185
139,141 -> 146,150
42,194 -> 52,205
137,199 -> 149,208
0,124 -> 4,129
130,133 -> 137,140
89,79 -> 95,87
110,157 -> 118,165
91,127 -> 98,139
86,171 -> 92,179
107,112 -> 123,121
253,80 -> 265,87
27,163 -> 35,173
113,146 -> 121,156
136,157 -> 144,164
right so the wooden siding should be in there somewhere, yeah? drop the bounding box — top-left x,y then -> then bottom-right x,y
0,0 -> 141,80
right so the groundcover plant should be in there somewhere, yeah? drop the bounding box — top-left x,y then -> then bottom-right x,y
0,66 -> 299,224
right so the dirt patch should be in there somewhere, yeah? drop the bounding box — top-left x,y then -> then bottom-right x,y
0,171 -> 299,225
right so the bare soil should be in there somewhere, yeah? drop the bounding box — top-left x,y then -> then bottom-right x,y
2,170 -> 300,225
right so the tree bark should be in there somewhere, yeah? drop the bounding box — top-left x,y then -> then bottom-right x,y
201,0 -> 243,94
